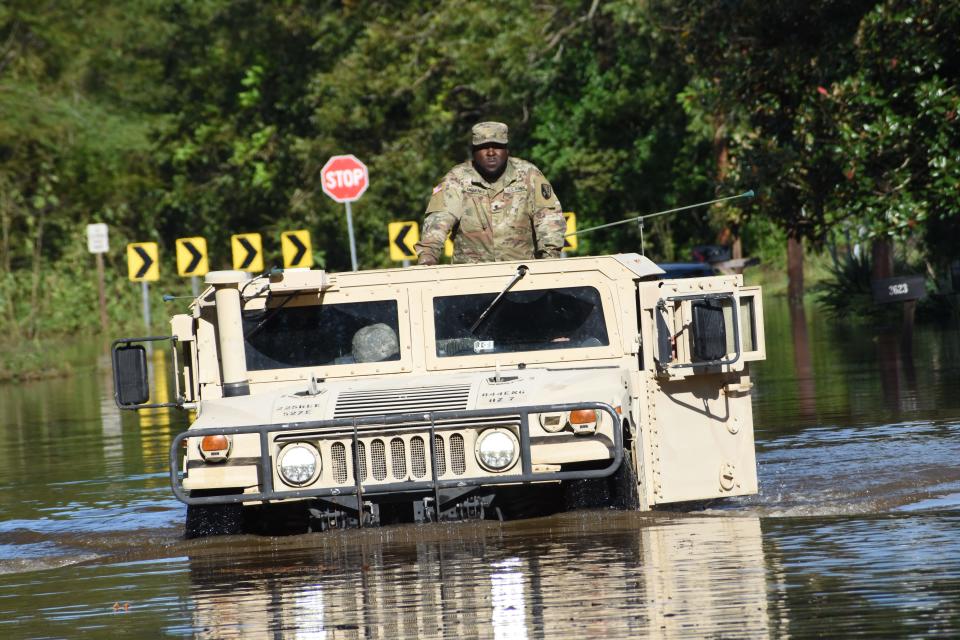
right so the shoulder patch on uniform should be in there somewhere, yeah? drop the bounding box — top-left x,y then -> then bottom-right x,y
432,183 -> 443,195
541,183 -> 552,199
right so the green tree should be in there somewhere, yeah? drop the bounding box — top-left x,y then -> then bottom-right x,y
828,0 -> 960,278
657,0 -> 877,301
0,1 -> 164,337
529,0 -> 715,260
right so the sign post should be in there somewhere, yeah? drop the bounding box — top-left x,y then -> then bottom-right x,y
86,223 -> 110,333
321,154 -> 369,271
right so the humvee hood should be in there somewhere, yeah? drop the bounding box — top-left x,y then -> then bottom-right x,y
192,367 -> 626,428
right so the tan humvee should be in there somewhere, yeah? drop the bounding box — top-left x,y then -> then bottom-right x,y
112,254 -> 765,537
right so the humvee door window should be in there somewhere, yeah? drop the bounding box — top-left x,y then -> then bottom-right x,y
243,300 -> 401,370
434,287 -> 609,357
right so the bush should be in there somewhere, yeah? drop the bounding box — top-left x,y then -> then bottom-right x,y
813,251 -> 898,324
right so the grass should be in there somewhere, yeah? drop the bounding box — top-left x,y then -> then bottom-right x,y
0,336 -> 103,383
742,249 -> 835,298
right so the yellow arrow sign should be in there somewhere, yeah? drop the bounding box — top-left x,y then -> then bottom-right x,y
563,212 -> 577,252
281,230 -> 313,268
126,242 -> 159,282
389,221 -> 419,261
175,237 -> 209,277
231,233 -> 263,272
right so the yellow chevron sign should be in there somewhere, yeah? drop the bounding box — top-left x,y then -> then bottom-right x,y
281,230 -> 313,268
389,221 -> 419,261
231,233 -> 263,272
126,242 -> 159,282
563,212 -> 577,252
175,237 -> 209,277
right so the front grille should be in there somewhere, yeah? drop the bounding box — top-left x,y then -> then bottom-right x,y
332,443 -> 348,484
433,435 -> 446,476
411,436 -> 426,478
371,439 -> 387,481
352,442 -> 368,481
279,417 -> 520,487
450,433 -> 466,475
330,434 -> 468,484
333,384 -> 472,418
390,437 -> 406,477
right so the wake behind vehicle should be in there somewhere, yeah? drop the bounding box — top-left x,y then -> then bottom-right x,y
112,254 -> 765,537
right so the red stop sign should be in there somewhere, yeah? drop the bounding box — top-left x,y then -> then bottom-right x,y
321,154 -> 369,203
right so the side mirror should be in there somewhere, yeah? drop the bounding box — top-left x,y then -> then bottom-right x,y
690,299 -> 727,362
113,344 -> 150,406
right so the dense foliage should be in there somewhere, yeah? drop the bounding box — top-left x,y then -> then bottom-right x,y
0,0 -> 957,339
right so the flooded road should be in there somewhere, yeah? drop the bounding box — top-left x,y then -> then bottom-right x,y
2,300 -> 960,638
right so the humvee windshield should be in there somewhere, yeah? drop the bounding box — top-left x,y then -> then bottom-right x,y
434,286 -> 609,357
243,299 -> 400,370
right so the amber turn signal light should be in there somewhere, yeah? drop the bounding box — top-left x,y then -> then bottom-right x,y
200,435 -> 229,452
569,409 -> 598,424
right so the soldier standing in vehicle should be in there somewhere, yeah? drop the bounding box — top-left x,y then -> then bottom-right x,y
415,121 -> 566,265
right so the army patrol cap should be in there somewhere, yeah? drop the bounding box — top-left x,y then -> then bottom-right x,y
471,121 -> 509,147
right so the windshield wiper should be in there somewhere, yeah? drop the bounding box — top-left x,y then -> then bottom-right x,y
469,265 -> 529,335
243,293 -> 296,340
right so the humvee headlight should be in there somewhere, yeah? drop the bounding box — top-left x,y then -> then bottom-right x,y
476,429 -> 519,472
538,412 -> 567,433
278,443 -> 320,486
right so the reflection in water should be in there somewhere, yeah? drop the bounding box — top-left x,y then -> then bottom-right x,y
752,296 -> 960,435
490,557 -> 525,639
292,586 -> 325,640
98,354 -> 124,474
789,301 -> 816,421
876,332 -> 919,415
185,514 -> 775,639
139,348 -> 175,478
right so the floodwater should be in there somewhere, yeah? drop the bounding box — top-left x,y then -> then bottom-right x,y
2,299 -> 960,638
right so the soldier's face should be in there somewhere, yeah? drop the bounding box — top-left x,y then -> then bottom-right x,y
472,144 -> 509,177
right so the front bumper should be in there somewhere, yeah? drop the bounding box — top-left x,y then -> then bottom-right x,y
170,402 -> 622,506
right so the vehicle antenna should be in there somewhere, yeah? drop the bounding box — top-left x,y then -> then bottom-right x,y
566,190 -> 755,256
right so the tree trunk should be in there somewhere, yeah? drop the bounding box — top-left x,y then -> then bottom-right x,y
0,207 -> 9,274
787,235 -> 804,305
732,236 -> 742,260
871,236 -> 893,280
28,210 -> 45,339
712,115 -> 744,260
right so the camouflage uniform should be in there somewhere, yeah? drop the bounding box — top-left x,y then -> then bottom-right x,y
415,123 -> 565,265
